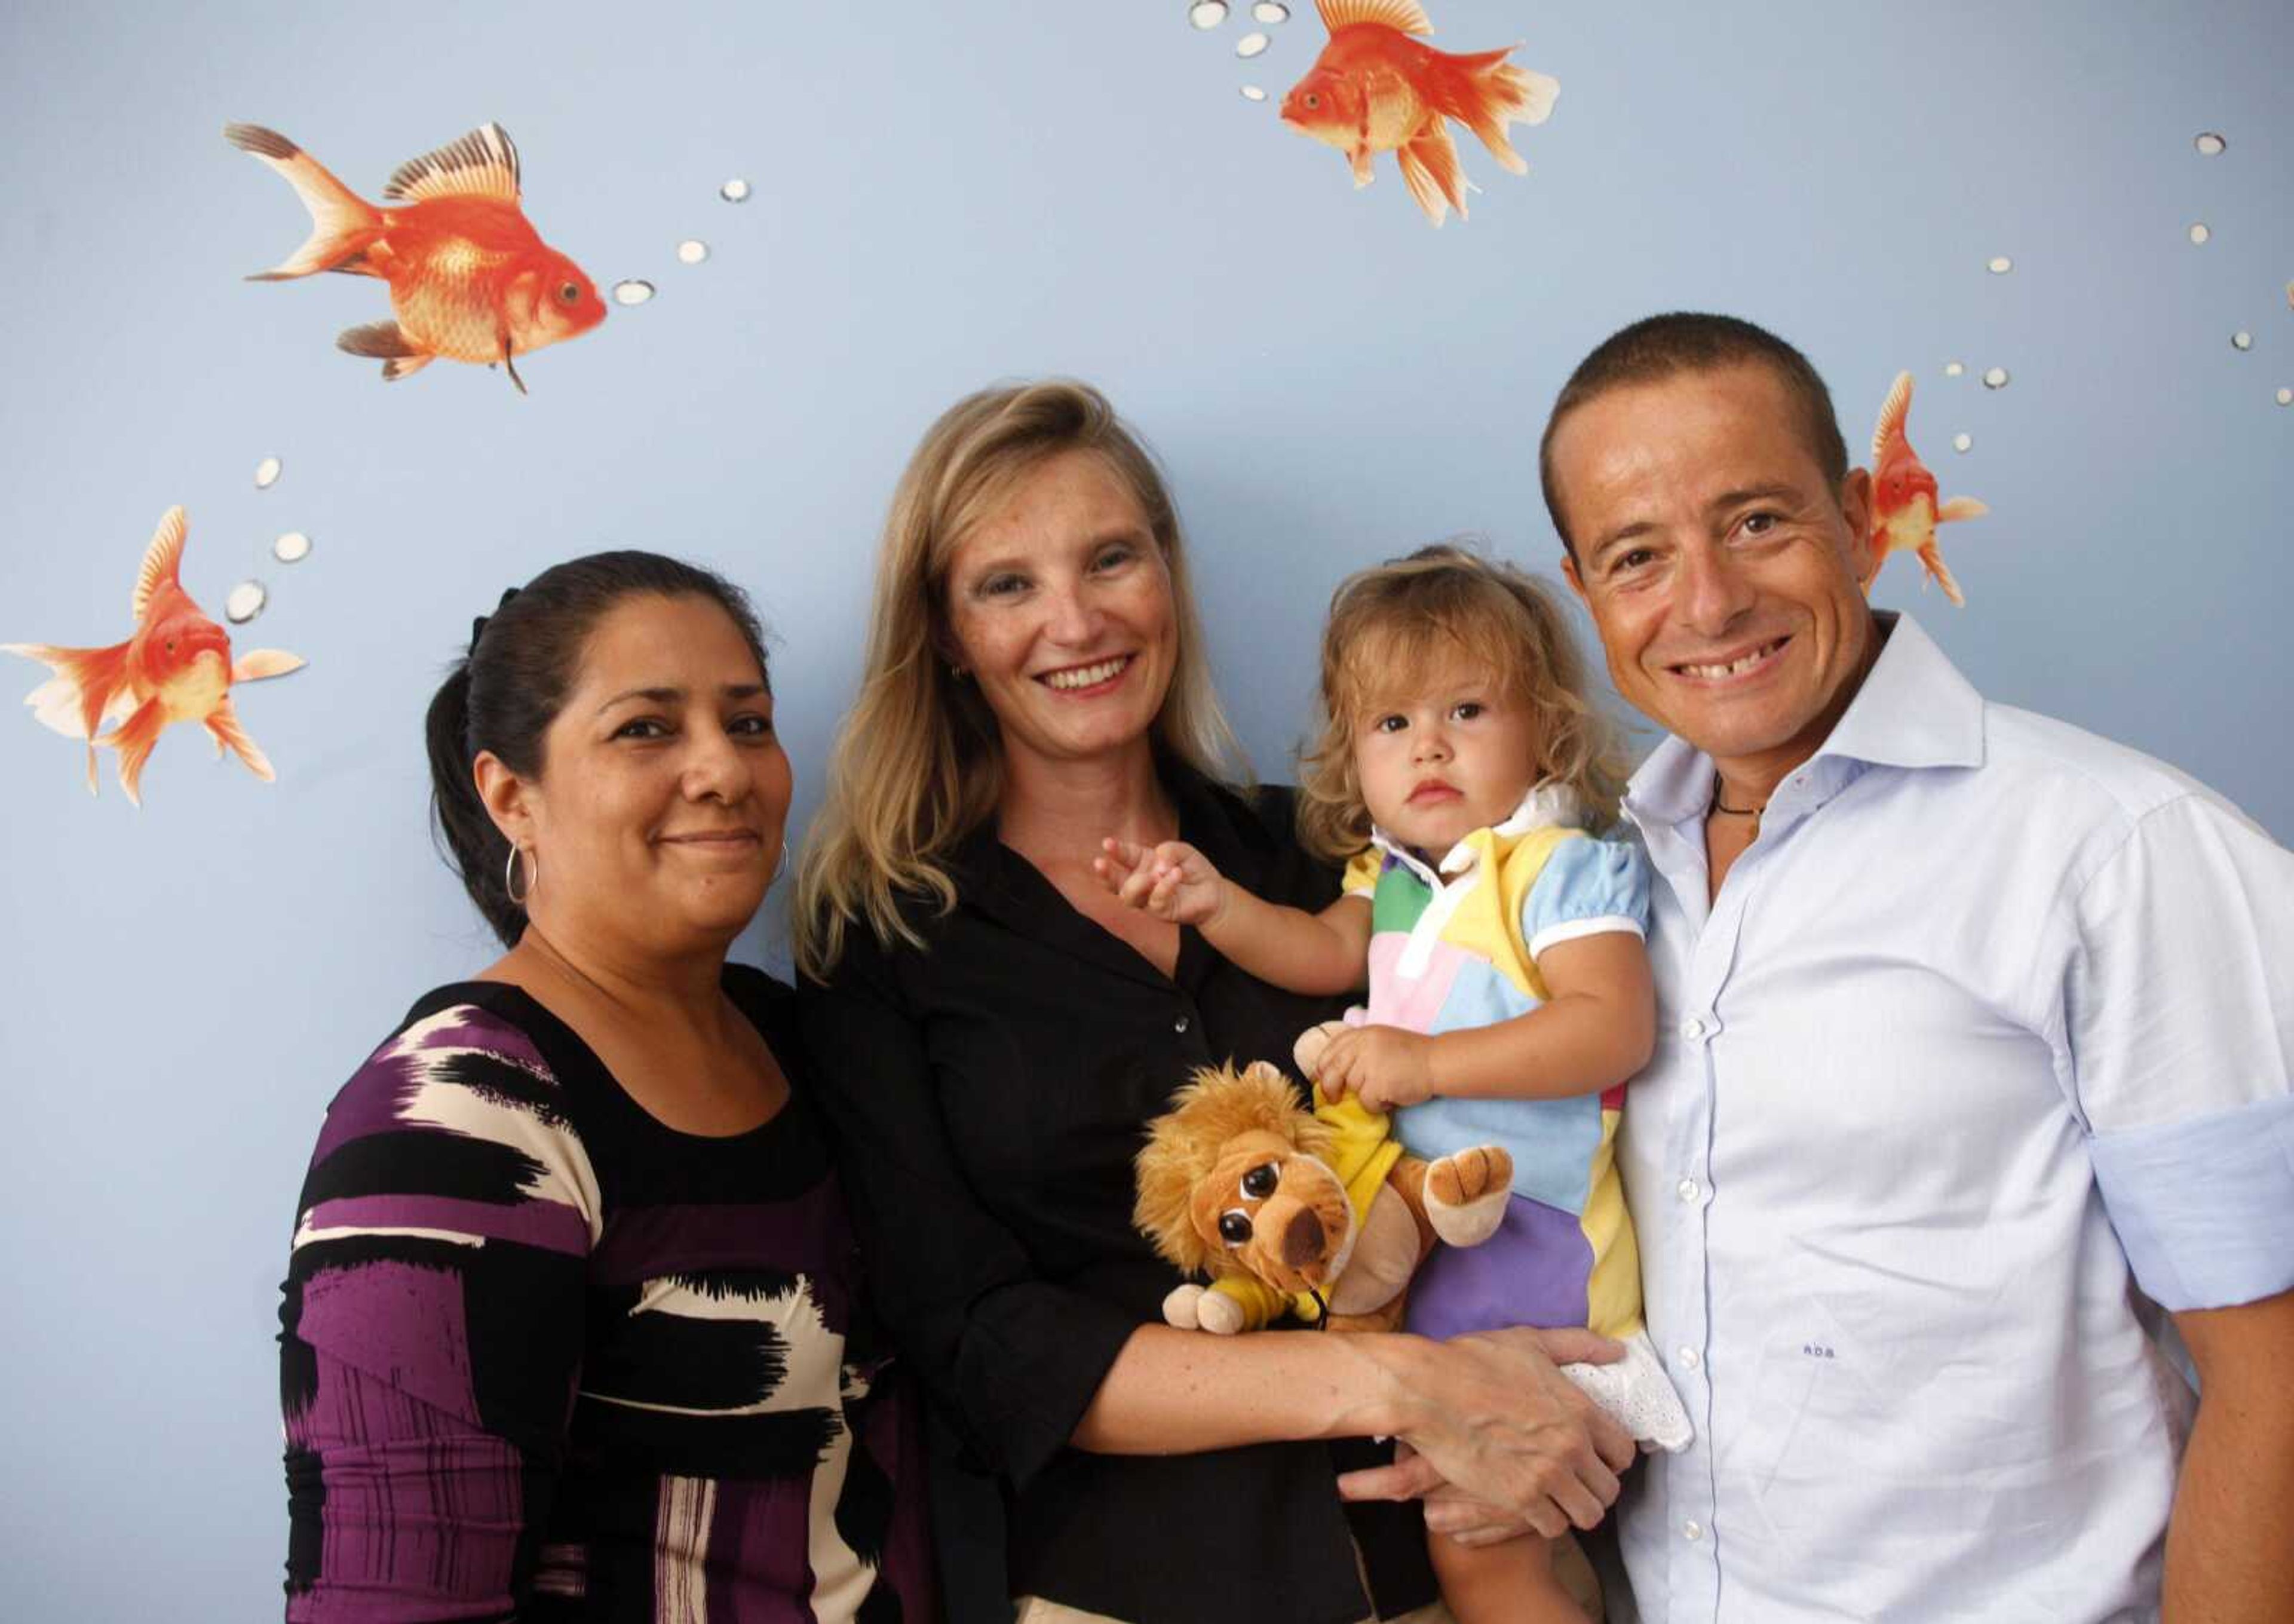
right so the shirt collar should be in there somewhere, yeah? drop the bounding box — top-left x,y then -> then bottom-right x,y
1370,776 -> 1586,886
1624,612 -> 1986,828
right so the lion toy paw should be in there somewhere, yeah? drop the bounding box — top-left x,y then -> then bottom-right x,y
1424,1144 -> 1515,1247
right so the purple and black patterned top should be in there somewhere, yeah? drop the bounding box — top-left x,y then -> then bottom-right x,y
279,966 -> 934,1622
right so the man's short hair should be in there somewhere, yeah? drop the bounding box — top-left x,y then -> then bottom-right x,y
1538,313 -> 1849,556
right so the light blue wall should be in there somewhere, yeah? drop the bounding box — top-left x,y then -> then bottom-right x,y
1,2 -> 2287,1616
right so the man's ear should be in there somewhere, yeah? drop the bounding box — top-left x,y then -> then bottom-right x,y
1838,468 -> 1882,590
474,750 -> 534,852
1560,547 -> 1588,605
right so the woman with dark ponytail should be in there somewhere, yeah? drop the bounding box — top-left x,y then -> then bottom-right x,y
280,552 -> 935,1622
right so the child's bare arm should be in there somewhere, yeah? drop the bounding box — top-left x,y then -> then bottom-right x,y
1316,933 -> 1655,1110
1095,837 -> 1371,994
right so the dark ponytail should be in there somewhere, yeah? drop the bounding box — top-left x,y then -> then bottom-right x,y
425,551 -> 770,948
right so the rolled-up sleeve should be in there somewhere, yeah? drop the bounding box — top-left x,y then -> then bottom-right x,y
2066,793 -> 2294,1311
800,938 -> 1142,1490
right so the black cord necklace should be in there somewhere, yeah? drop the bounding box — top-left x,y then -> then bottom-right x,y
1710,780 -> 1768,821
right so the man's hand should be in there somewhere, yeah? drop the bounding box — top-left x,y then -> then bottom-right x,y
1341,1327 -> 1634,1539
1386,1442 -> 1545,1548
1095,837 -> 1227,927
1312,1023 -> 1436,1110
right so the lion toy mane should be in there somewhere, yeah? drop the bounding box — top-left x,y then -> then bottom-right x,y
1133,1031 -> 1514,1336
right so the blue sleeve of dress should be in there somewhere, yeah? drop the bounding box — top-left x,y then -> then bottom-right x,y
1520,834 -> 1651,961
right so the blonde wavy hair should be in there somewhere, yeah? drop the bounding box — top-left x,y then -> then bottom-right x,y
1296,544 -> 1631,863
793,380 -> 1246,978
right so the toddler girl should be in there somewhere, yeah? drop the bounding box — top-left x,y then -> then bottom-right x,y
1099,544 -> 1689,1624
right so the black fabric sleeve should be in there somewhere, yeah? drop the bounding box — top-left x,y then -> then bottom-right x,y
800,933 -> 1145,1492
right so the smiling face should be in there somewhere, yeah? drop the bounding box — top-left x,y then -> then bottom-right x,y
1351,649 -> 1545,855
1554,362 -> 1880,790
506,593 -> 789,956
941,448 -> 1178,778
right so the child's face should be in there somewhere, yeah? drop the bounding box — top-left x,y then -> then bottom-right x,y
1353,652 -> 1544,855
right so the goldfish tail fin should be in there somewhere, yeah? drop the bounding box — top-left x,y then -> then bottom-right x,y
1317,0 -> 1433,37
206,696 -> 277,782
1396,119 -> 1465,226
1937,495 -> 1989,523
2,639 -> 136,742
100,696 -> 167,808
131,505 -> 189,619
1440,53 -> 1558,173
232,649 -> 306,683
225,123 -> 383,280
1873,372 -> 1913,462
337,321 -> 434,381
1918,545 -> 1967,608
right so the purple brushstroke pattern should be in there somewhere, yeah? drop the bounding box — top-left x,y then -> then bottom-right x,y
590,1186 -> 854,1334
303,1193 -> 590,1256
295,1257 -> 485,1425
285,997 -> 933,1620
286,1349 -> 525,1623
706,1476 -> 817,1623
310,1007 -> 556,1165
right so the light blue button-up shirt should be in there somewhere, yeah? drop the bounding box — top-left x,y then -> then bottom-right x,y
1609,613 -> 2294,1622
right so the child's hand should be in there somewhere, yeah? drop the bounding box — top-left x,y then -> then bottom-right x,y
1094,837 -> 1228,927
1314,1024 -> 1436,1110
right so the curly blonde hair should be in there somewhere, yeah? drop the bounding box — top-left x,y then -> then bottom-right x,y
793,380 -> 1246,979
1296,544 -> 1630,863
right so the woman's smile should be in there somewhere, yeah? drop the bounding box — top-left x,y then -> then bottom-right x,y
1037,652 -> 1136,695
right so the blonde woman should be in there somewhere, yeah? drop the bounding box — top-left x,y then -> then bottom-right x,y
796,382 -> 1633,1624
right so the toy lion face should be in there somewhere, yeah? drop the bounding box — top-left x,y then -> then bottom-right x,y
1134,1061 -> 1360,1298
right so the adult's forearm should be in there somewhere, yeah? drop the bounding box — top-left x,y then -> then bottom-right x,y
1072,1322 -> 1634,1546
1071,1322 -> 1406,1454
2163,1392 -> 2294,1622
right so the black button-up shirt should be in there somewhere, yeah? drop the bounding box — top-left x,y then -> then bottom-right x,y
800,769 -> 1436,1624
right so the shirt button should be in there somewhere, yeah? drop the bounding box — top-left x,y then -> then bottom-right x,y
1680,1015 -> 1709,1042
1677,1346 -> 1701,1371
1677,1177 -> 1701,1204
1683,1519 -> 1704,1543
1173,1014 -> 1191,1034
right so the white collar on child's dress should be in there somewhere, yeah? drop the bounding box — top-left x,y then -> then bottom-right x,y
1368,777 -> 1587,891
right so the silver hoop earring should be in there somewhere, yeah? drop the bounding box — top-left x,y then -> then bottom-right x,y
505,843 -> 535,907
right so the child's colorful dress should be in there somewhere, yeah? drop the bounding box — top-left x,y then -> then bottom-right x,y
1343,779 -> 1691,1448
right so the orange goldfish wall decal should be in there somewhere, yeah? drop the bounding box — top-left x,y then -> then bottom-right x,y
225,122 -> 608,394
1280,0 -> 1559,226
3,508 -> 305,806
1868,372 -> 1989,606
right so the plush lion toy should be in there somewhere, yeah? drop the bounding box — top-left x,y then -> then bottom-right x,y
1134,1033 -> 1514,1335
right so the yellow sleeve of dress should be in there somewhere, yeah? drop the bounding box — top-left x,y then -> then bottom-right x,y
1341,848 -> 1383,900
